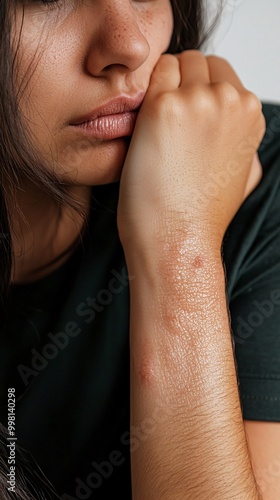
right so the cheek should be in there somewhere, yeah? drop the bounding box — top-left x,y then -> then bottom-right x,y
14,6 -> 74,108
17,36 -> 72,134
140,3 -> 174,56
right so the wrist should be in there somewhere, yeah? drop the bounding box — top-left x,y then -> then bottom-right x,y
122,221 -> 224,284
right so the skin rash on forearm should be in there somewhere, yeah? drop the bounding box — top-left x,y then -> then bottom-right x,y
127,246 -> 262,500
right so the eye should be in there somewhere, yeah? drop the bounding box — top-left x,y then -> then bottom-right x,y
29,0 -> 60,4
22,0 -> 72,14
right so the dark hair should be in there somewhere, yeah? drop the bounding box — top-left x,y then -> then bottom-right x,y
0,0 -> 223,497
169,0 -> 222,54
0,0 -> 81,325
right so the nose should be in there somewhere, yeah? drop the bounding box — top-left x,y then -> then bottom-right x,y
85,0 -> 150,76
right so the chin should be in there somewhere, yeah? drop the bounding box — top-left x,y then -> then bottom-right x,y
93,168 -> 122,186
59,137 -> 130,186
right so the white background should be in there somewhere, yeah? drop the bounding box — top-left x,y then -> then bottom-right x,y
204,0 -> 280,104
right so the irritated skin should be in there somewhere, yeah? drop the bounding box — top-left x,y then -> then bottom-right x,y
127,237 -> 262,500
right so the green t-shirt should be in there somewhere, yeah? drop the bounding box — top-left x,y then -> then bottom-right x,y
0,102 -> 280,499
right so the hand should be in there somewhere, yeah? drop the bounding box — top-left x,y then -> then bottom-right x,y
117,50 -> 265,251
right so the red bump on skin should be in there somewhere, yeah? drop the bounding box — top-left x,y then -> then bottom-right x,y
192,255 -> 204,269
138,359 -> 155,387
136,342 -> 156,387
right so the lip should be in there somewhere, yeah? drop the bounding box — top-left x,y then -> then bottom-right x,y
69,93 -> 146,141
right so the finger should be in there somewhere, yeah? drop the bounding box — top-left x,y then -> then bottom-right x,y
177,50 -> 210,87
148,54 -> 181,96
206,55 -> 246,91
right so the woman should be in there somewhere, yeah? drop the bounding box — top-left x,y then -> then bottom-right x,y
0,0 -> 280,498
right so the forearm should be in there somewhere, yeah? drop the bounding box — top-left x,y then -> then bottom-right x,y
126,233 -> 262,500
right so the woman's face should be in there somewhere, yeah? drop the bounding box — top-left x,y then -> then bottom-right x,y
15,0 -> 173,185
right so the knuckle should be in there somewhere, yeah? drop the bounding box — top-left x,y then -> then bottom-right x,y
154,91 -> 174,109
187,85 -> 215,114
213,81 -> 240,108
243,90 -> 263,114
153,92 -> 182,120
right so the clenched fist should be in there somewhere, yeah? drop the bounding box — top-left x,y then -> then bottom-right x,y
117,50 -> 265,252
